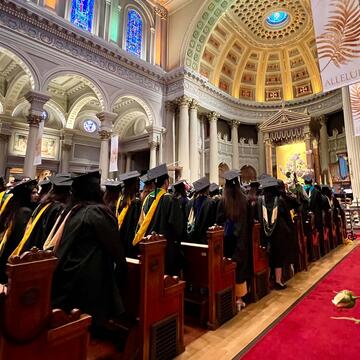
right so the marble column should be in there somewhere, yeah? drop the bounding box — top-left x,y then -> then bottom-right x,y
0,135 -> 9,177
23,91 -> 50,178
200,117 -> 206,177
60,131 -> 73,174
177,96 -> 190,180
149,141 -> 158,168
313,139 -> 322,184
231,120 -> 240,169
319,116 -> 330,182
149,27 -> 156,64
165,101 -> 176,166
125,154 -> 132,172
257,126 -> 266,175
304,125 -> 314,176
189,100 -> 199,182
208,112 -> 220,183
264,135 -> 273,175
97,111 -> 117,183
342,86 -> 360,200
102,0 -> 112,40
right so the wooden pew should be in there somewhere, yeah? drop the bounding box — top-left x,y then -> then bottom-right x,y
294,215 -> 308,272
181,225 -> 237,330
123,233 -> 185,360
334,208 -> 346,246
0,248 -> 92,360
320,211 -> 331,256
303,212 -> 320,261
250,222 -> 269,302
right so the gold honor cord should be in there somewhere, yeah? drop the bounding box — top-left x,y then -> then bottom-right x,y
0,193 -> 13,217
132,188 -> 166,246
0,222 -> 13,257
115,195 -> 123,218
117,202 -> 130,230
11,203 -> 52,257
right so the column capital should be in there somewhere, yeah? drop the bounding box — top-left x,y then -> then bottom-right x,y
149,140 -> 159,150
27,114 -> 43,127
231,120 -> 241,128
318,115 -> 327,127
24,91 -> 50,116
154,5 -> 168,20
165,100 -> 176,112
176,95 -> 191,107
96,111 -> 117,124
62,143 -> 72,152
189,99 -> 199,111
98,129 -> 112,140
207,111 -> 220,122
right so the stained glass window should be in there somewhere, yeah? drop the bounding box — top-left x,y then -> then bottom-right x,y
126,9 -> 143,57
44,0 -> 56,10
70,0 -> 95,32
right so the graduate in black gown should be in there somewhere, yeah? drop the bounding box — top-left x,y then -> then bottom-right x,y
257,176 -> 296,290
118,171 -> 142,258
38,178 -> 52,201
173,179 -> 189,241
134,164 -> 184,275
0,179 -> 37,283
187,177 -> 215,244
12,174 -> 72,255
216,170 -> 250,310
103,180 -> 122,215
51,170 -> 127,336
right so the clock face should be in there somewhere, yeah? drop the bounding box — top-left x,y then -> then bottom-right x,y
83,120 -> 97,133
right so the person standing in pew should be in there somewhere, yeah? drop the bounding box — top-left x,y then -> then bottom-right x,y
117,171 -> 142,258
173,179 -> 190,241
50,170 -> 128,339
257,176 -> 296,290
103,179 -> 123,215
133,164 -> 185,275
139,173 -> 155,202
216,170 -> 250,311
0,179 -> 37,283
187,177 -> 216,244
11,174 -> 72,256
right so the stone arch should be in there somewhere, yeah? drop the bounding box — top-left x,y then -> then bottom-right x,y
5,73 -> 31,113
0,45 -> 39,90
181,0 -> 231,70
43,70 -> 107,110
44,100 -> 66,129
241,165 -> 257,183
66,93 -> 99,129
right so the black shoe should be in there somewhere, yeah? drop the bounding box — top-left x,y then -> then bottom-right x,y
274,282 -> 287,290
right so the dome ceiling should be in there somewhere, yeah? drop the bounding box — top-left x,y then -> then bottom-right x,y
198,0 -> 322,102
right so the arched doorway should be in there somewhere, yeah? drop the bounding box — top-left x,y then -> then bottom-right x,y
241,165 -> 257,183
218,162 -> 230,186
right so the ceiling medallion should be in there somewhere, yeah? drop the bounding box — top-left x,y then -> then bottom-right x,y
266,11 -> 290,28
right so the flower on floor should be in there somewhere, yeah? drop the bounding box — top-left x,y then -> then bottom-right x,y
332,290 -> 358,308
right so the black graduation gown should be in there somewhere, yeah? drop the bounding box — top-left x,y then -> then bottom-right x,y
21,201 -> 64,253
119,198 -> 142,258
188,195 -> 216,244
143,192 -> 185,275
51,204 -> 127,329
257,196 -> 296,268
0,206 -> 32,283
216,199 -> 251,284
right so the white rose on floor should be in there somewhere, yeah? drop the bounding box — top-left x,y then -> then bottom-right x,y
332,290 -> 357,308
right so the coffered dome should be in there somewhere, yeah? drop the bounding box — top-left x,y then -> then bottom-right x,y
197,0 -> 322,102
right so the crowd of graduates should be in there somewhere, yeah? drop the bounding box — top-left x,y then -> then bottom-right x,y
0,165 -> 346,340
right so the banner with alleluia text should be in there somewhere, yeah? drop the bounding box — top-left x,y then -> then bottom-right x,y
310,0 -> 360,92
109,135 -> 118,172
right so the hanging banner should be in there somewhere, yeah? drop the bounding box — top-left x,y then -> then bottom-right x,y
350,82 -> 360,136
33,120 -> 44,166
310,0 -> 360,92
109,135 -> 119,172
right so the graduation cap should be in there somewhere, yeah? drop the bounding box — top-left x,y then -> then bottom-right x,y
102,179 -> 122,191
209,182 -> 219,194
173,179 -> 186,190
140,173 -> 151,184
71,170 -> 101,188
147,164 -> 168,182
119,171 -> 140,183
49,174 -> 73,188
250,180 -> 260,188
259,176 -> 279,189
39,178 -> 51,187
10,179 -> 37,195
224,170 -> 240,183
193,176 -> 210,193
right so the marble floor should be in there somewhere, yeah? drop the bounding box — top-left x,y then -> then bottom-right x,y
177,241 -> 358,360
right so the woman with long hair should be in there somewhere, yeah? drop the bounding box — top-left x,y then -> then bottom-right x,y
216,170 -> 250,310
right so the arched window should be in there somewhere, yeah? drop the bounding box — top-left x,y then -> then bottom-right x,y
126,9 -> 143,57
70,0 -> 95,32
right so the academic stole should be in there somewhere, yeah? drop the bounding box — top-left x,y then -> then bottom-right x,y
261,195 -> 278,237
0,193 -> 13,217
115,195 -> 122,218
11,203 -> 52,257
0,222 -> 13,257
117,200 -> 130,230
132,189 -> 166,246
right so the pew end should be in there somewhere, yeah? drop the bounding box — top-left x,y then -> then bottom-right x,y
181,225 -> 237,330
0,248 -> 91,360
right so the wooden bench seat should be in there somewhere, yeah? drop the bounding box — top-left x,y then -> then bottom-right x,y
181,226 -> 237,330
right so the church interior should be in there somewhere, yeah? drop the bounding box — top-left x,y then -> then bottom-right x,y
0,0 -> 360,359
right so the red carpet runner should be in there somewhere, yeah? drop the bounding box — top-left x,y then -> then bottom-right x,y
238,245 -> 360,360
